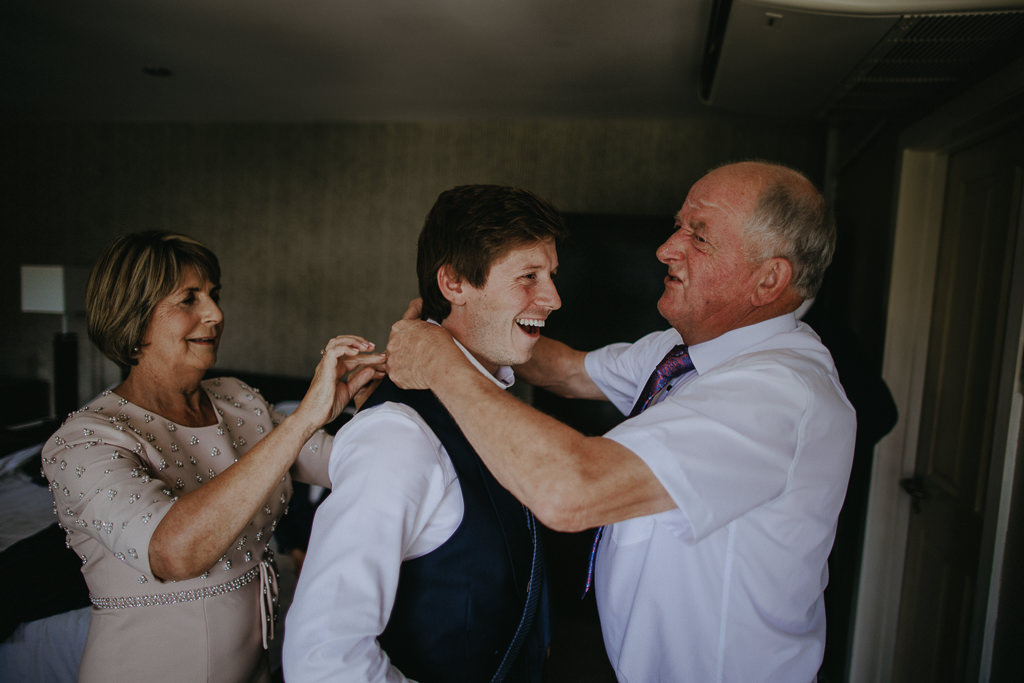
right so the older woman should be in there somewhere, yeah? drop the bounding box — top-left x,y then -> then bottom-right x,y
40,231 -> 383,682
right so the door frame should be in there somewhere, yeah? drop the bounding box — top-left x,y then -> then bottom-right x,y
848,59 -> 1024,683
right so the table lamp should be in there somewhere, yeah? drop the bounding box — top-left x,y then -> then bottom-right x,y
20,265 -> 89,419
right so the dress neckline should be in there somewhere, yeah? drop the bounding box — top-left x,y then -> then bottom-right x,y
108,382 -> 223,430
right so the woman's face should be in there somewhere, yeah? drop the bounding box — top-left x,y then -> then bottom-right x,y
137,268 -> 223,378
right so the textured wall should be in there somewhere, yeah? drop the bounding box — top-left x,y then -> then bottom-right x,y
1,118 -> 825,407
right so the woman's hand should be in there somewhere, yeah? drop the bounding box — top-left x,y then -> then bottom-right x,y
293,335 -> 386,434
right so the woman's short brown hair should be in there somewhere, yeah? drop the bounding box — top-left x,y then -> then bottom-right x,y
86,231 -> 221,368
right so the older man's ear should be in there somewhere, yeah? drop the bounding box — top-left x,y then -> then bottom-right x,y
751,257 -> 794,308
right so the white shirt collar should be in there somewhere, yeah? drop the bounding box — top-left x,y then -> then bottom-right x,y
686,313 -> 798,374
427,319 -> 515,390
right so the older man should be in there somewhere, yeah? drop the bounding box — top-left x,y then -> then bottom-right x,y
385,161 -> 856,682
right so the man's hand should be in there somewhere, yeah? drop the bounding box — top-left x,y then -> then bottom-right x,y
402,297 -> 423,321
350,298 -> 424,408
385,319 -> 460,390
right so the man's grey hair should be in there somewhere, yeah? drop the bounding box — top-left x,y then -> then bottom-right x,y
740,163 -> 836,299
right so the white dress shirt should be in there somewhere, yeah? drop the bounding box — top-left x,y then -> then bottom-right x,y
585,314 -> 856,683
282,342 -> 514,683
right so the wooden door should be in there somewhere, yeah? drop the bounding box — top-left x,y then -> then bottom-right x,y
891,125 -> 1024,681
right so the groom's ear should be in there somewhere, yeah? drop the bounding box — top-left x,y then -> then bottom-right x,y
437,264 -> 467,305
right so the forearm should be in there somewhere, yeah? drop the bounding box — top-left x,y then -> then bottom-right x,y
385,320 -> 674,528
149,411 -> 320,580
514,336 -> 605,400
431,356 -> 673,531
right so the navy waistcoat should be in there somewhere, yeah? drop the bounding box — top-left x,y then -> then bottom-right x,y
363,377 -> 548,682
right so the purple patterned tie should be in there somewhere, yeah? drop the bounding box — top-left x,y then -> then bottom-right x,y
583,344 -> 694,596
628,344 -> 695,417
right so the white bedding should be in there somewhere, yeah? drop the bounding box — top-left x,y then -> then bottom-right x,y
0,442 -> 89,681
0,608 -> 89,683
0,443 -> 54,553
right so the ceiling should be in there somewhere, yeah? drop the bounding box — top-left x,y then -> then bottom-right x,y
0,0 -> 715,121
5,1 -> 1022,123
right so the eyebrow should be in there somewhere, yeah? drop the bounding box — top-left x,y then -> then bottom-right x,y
176,283 -> 220,295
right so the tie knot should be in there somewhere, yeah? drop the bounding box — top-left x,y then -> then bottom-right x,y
656,344 -> 693,380
666,344 -> 688,358
628,343 -> 694,417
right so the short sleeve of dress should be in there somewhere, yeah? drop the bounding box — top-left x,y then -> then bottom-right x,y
291,426 -> 332,488
41,411 -> 177,577
251,384 -> 333,488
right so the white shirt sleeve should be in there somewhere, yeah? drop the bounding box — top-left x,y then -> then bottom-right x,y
603,352 -> 812,541
282,403 -> 463,683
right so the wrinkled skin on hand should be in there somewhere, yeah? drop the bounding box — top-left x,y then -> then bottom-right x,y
385,318 -> 458,391
296,335 -> 386,426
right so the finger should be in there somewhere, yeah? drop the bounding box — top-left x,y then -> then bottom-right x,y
347,366 -> 382,397
322,336 -> 377,359
325,336 -> 375,352
340,353 -> 387,373
325,334 -> 373,345
351,371 -> 385,411
402,298 -> 423,321
390,318 -> 414,334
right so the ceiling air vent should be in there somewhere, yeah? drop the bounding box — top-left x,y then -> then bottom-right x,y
700,0 -> 1024,121
824,10 -> 1024,119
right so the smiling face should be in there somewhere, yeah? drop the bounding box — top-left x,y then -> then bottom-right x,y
442,238 -> 561,374
136,268 -> 224,379
655,164 -> 770,344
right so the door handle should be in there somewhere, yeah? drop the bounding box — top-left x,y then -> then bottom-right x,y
900,476 -> 928,512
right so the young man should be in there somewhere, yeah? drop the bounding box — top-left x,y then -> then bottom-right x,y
385,161 -> 857,682
283,185 -> 565,682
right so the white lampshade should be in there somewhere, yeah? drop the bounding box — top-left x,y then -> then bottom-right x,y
20,265 -> 88,314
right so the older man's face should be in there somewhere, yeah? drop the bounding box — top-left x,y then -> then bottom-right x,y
448,238 -> 561,373
655,166 -> 766,344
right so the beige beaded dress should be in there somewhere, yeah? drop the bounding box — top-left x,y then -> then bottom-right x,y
41,377 -> 330,682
